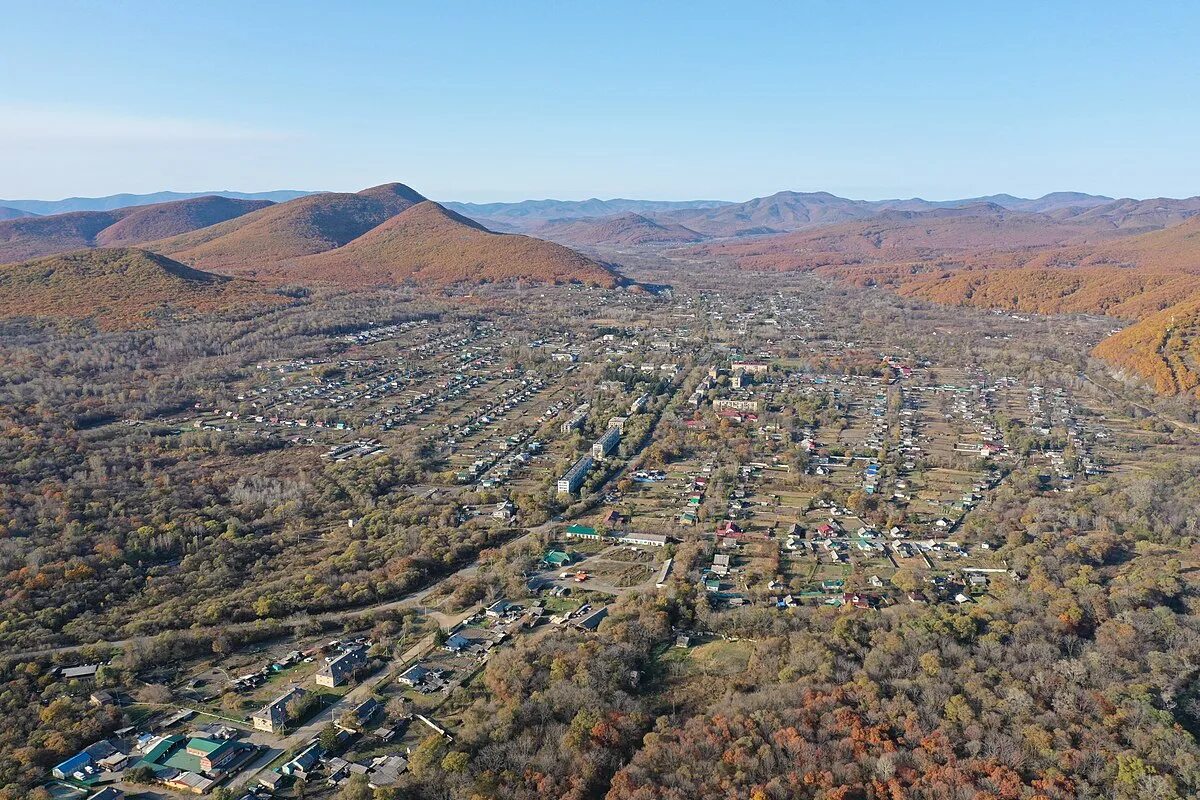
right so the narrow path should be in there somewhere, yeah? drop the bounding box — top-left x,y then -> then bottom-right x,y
1080,371 -> 1200,435
2,526 -> 545,661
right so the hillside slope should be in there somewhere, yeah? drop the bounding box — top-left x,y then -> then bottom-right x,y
94,196 -> 274,248
680,205 -> 1097,272
854,217 -> 1200,398
0,248 -> 284,329
890,217 -> 1200,317
283,201 -> 621,287
0,207 -> 33,221
151,183 -> 426,273
0,211 -> 132,262
0,196 -> 271,263
1048,197 -> 1200,235
1093,295 -> 1200,398
896,267 -> 1198,320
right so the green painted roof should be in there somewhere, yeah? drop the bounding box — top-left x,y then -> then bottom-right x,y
163,748 -> 204,773
566,524 -> 596,535
544,550 -> 571,565
184,737 -> 224,755
137,735 -> 184,767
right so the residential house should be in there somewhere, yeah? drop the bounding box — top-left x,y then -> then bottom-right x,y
576,606 -> 609,631
843,592 -> 876,610
368,754 -> 408,788
397,664 -> 431,687
442,633 -> 473,653
316,645 -> 368,688
600,508 -> 624,527
280,742 -> 323,779
258,771 -> 285,792
342,699 -> 380,732
616,532 -> 666,547
252,686 -> 306,734
485,598 -> 513,618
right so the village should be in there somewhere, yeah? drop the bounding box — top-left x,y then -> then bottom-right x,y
26,274 -> 1185,800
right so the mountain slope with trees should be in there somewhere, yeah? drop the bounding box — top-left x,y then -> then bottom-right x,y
0,197 -> 272,263
0,248 -> 285,328
150,183 -> 427,273
284,201 -> 622,287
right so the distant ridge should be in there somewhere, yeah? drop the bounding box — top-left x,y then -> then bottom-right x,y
445,198 -> 732,229
0,207 -> 34,221
445,191 -> 1118,236
657,191 -> 1119,237
0,189 -> 316,216
0,196 -> 274,264
677,203 -> 1099,272
532,212 -> 707,247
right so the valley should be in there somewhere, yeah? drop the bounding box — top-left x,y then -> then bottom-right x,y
9,3 -> 1200,798
4,223 -> 1200,798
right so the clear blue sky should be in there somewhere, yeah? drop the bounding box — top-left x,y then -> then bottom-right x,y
1,1 -> 1197,202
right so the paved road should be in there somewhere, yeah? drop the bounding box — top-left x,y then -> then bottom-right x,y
226,602 -> 481,790
5,377 -> 686,664
2,526 -> 545,662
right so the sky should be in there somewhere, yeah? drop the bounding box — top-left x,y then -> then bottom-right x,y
1,1 -> 1198,203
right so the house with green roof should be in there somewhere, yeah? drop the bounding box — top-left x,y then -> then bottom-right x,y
542,549 -> 572,567
134,735 -> 256,794
564,524 -> 599,540
135,735 -> 183,769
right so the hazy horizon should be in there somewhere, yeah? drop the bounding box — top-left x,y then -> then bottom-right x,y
4,186 -> 1189,207
3,2 -> 1199,201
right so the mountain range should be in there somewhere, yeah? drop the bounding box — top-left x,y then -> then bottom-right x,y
146,183 -> 429,272
0,182 -> 620,328
443,197 -> 730,229
146,184 -> 619,287
0,197 -> 274,263
648,192 -> 1196,240
282,202 -> 620,287
5,181 -> 1200,396
446,191 -> 1122,238
0,189 -> 315,216
667,200 -> 1200,399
